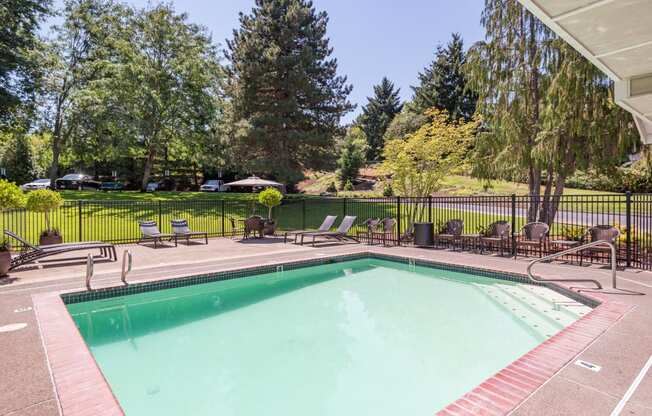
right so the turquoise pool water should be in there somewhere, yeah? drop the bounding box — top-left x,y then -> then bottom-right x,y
67,258 -> 590,415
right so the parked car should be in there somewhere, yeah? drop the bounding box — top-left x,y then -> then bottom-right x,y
99,181 -> 124,191
200,179 -> 224,192
55,174 -> 101,190
145,182 -> 159,192
20,179 -> 52,191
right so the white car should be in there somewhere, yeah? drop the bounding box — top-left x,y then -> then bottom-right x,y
21,179 -> 52,191
200,180 -> 224,192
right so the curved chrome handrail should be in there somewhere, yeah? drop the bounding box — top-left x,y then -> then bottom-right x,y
121,250 -> 132,285
527,240 -> 618,290
85,254 -> 94,290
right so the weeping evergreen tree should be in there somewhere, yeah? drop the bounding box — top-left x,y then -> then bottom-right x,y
412,33 -> 477,121
534,40 -> 638,224
465,0 -> 554,221
467,0 -> 637,224
226,0 -> 353,185
359,77 -> 402,161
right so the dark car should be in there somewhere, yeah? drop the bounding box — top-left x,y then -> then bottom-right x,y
99,181 -> 124,191
55,174 -> 101,191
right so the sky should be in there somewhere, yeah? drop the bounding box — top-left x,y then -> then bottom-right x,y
48,0 -> 486,123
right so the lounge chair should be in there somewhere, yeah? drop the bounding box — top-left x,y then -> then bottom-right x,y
515,222 -> 549,258
284,215 -> 337,243
138,221 -> 176,248
171,219 -> 208,245
300,216 -> 358,246
4,230 -> 117,270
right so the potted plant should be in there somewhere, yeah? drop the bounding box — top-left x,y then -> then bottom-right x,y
0,180 -> 26,276
258,187 -> 283,235
26,189 -> 64,245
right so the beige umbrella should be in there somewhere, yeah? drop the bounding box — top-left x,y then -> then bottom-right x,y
223,176 -> 286,193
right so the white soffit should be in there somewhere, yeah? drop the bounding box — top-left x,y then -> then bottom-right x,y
518,0 -> 652,144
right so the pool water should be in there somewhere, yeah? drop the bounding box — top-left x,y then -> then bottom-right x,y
67,258 -> 591,415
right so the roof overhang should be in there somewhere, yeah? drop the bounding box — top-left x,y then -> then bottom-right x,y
517,0 -> 652,144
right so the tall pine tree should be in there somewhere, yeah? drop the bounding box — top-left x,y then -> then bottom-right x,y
412,33 -> 476,121
226,0 -> 353,184
359,77 -> 402,161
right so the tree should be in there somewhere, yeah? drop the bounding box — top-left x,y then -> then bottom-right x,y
533,40 -> 637,224
382,102 -> 428,142
337,126 -> 367,187
258,187 -> 283,220
25,189 -> 63,235
466,0 -> 637,224
381,109 -> 478,225
0,0 -> 49,124
226,0 -> 353,185
2,133 -> 34,184
359,77 -> 402,160
465,0 -> 553,222
412,33 -> 477,121
101,3 -> 224,190
39,0 -> 122,183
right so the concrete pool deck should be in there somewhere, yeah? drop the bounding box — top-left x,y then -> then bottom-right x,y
1,237 -> 651,415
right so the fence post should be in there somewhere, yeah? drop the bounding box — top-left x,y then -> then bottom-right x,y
626,191 -> 632,267
511,194 -> 516,257
396,196 -> 401,246
221,200 -> 225,237
302,199 -> 306,230
428,195 -> 432,223
158,200 -> 162,230
78,201 -> 83,242
343,197 -> 347,217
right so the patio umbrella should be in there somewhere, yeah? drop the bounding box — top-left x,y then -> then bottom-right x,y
223,176 -> 286,193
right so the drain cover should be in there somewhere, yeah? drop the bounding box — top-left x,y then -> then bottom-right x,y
0,323 -> 28,333
575,360 -> 602,372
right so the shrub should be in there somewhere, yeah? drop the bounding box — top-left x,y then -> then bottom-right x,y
0,180 -> 26,211
258,187 -> 283,220
343,180 -> 354,191
26,189 -> 64,234
326,181 -> 337,193
561,225 -> 585,242
382,182 -> 393,197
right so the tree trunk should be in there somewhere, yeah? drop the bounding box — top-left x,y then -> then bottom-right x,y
538,163 -> 554,224
141,147 -> 156,192
527,166 -> 541,223
547,173 -> 566,225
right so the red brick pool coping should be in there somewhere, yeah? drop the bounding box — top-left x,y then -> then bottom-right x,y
33,279 -> 632,416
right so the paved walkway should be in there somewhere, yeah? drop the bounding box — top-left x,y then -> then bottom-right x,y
1,238 -> 651,415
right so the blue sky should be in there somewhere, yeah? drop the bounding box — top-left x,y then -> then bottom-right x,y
49,0 -> 485,122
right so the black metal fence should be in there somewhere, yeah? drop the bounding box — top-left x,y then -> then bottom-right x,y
2,193 -> 651,269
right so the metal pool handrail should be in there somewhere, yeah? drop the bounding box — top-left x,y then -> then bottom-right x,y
527,240 -> 618,290
121,250 -> 132,285
85,254 -> 94,290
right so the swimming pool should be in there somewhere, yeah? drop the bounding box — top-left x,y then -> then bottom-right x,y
65,256 -> 592,415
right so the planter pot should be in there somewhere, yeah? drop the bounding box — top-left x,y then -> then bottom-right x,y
0,250 -> 11,276
263,220 -> 277,236
39,234 -> 63,246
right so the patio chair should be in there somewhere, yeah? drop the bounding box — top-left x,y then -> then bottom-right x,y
372,217 -> 397,246
435,219 -> 464,251
4,230 -> 117,270
171,219 -> 208,245
579,225 -> 620,266
515,222 -> 549,259
138,221 -> 176,248
480,220 -> 511,256
356,218 -> 381,244
284,215 -> 337,243
300,216 -> 358,246
243,216 -> 265,239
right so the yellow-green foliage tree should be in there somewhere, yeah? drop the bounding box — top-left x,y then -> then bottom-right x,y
258,188 -> 283,220
381,108 -> 478,225
26,189 -> 64,235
